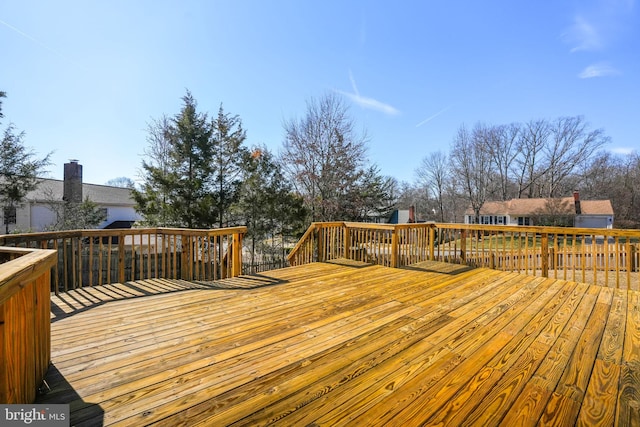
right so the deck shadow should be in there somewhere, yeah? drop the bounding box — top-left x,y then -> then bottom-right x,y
325,258 -> 376,268
194,273 -> 289,289
403,260 -> 476,275
50,277 -> 279,322
35,363 -> 104,426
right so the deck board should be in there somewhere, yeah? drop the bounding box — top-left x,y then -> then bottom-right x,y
36,260 -> 640,426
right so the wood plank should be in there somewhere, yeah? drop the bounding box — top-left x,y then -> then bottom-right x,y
270,275 -> 547,425
574,288 -> 627,426
500,284 -> 599,426
352,277 -> 558,426
422,278 -> 574,426
618,290 -> 640,426
463,280 -> 585,426
32,262 -> 639,426
576,359 -> 621,426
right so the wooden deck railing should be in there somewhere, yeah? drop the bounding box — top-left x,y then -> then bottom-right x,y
0,226 -> 246,295
288,222 -> 640,289
0,246 -> 57,403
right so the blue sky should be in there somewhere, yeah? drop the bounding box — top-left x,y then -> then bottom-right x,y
1,0 -> 638,186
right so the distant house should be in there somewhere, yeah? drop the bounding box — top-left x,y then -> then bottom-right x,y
464,192 -> 614,229
387,206 -> 416,224
3,160 -> 141,233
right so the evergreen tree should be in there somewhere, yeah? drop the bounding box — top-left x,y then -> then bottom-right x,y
134,91 -> 214,228
0,92 -> 51,233
134,92 -> 249,229
342,165 -> 396,222
42,192 -> 105,231
210,105 -> 248,227
236,146 -> 306,265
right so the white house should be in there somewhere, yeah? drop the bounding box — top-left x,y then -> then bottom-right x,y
2,161 -> 141,233
464,192 -> 614,229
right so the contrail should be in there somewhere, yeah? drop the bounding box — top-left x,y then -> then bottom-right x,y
349,69 -> 360,96
416,105 -> 452,127
0,18 -> 61,57
335,70 -> 400,116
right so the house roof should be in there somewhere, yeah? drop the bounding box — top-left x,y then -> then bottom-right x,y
466,197 -> 614,216
27,178 -> 136,206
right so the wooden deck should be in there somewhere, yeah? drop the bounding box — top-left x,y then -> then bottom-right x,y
36,260 -> 640,426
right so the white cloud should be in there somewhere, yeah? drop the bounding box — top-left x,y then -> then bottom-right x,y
578,63 -> 620,78
564,15 -> 603,52
336,90 -> 400,116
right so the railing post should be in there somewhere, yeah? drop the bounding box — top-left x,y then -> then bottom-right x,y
181,235 -> 190,281
391,227 -> 399,268
118,235 -> 125,283
541,233 -> 549,278
318,225 -> 325,262
232,232 -> 242,277
429,224 -> 435,261
344,225 -> 351,260
460,230 -> 467,263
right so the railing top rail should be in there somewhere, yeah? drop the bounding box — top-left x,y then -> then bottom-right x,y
434,223 -> 640,237
0,226 -> 249,243
286,223 -> 319,262
343,222 -> 396,231
0,247 -> 57,304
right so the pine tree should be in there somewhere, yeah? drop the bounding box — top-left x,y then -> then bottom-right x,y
236,146 -> 307,266
0,92 -> 51,233
134,92 -> 249,229
134,91 -> 213,228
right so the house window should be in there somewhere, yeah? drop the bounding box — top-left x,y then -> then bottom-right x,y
497,216 -> 504,225
517,217 -> 530,226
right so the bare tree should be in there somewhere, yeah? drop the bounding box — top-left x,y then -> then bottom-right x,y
540,116 -> 609,197
515,119 -> 550,198
281,93 -> 368,221
142,115 -> 173,175
450,124 -> 493,223
135,115 -> 173,226
486,123 -> 521,200
416,151 -> 449,222
105,177 -> 135,188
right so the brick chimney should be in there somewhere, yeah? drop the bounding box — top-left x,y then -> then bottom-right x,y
409,205 -> 416,223
573,190 -> 581,215
63,160 -> 83,204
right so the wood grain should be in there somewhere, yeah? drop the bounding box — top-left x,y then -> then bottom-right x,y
34,261 -> 640,426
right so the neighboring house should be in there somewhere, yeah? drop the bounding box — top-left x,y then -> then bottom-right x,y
387,206 -> 416,224
464,191 -> 614,229
3,160 -> 141,233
